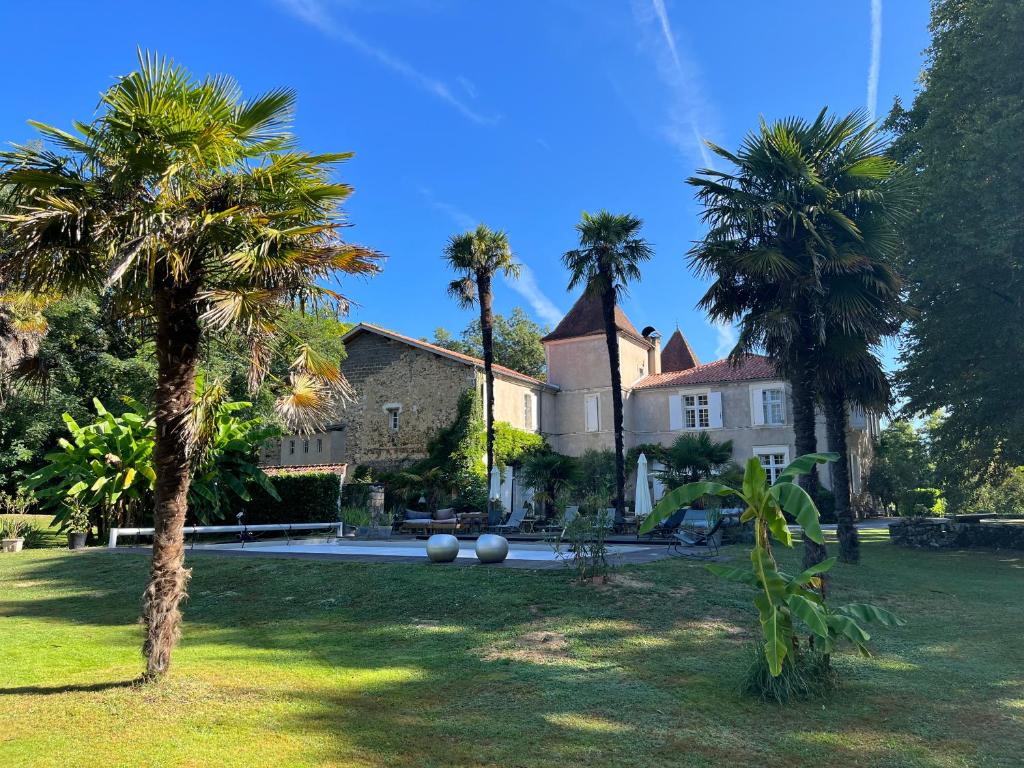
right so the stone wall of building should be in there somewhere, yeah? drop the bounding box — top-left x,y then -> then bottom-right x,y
341,332 -> 476,470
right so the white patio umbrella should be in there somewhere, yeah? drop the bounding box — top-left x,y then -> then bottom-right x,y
634,452 -> 653,519
488,465 -> 501,500
487,465 -> 502,527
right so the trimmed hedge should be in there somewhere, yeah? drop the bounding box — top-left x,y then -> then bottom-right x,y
245,472 -> 341,524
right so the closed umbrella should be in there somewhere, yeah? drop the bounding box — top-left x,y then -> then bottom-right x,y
634,452 -> 653,520
487,465 -> 502,526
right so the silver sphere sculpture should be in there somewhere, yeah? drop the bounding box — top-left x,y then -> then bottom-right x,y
475,534 -> 509,564
426,533 -> 460,563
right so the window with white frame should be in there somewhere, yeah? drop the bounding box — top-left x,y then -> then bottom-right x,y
683,393 -> 710,429
385,406 -> 400,431
523,393 -> 534,430
585,393 -> 600,432
762,388 -> 785,425
754,447 -> 789,484
316,437 -> 323,453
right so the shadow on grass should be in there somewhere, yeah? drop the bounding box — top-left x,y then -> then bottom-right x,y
0,679 -> 142,696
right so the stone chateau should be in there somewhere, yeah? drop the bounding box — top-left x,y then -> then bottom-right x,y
261,292 -> 878,498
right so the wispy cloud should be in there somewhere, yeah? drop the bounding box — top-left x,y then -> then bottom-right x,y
418,188 -> 564,327
419,186 -> 477,230
504,265 -> 564,328
709,319 -> 738,359
867,0 -> 882,121
275,0 -> 496,125
635,0 -> 716,169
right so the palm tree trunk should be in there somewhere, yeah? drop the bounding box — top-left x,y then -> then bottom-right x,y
478,273 -> 495,476
142,280 -> 201,679
599,285 -> 626,526
791,348 -> 828,572
826,391 -> 859,564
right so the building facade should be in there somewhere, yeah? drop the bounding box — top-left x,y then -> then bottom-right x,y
263,295 -> 879,497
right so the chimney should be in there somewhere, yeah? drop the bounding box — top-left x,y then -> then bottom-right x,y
648,330 -> 662,375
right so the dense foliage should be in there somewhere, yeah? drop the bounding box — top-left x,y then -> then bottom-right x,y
865,420 -> 935,513
26,390 -> 277,532
433,307 -> 548,379
245,471 -> 341,524
886,0 -> 1023,486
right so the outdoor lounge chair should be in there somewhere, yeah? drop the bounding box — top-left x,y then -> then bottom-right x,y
669,512 -> 725,558
490,505 -> 528,534
642,507 -> 688,539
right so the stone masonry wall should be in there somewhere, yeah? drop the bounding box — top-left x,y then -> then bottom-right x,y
890,518 -> 1024,550
341,333 -> 476,470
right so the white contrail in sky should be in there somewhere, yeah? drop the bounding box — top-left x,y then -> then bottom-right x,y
867,0 -> 882,121
710,319 -> 738,359
275,0 -> 495,125
642,0 -> 715,169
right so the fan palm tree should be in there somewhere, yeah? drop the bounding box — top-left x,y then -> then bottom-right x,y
688,109 -> 910,568
520,450 -> 579,519
0,52 -> 381,678
443,224 -> 519,480
564,211 -> 653,525
655,432 -> 734,488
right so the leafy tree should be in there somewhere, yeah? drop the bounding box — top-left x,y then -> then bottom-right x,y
885,0 -> 1024,481
688,110 -> 910,568
0,295 -> 156,489
434,307 -> 548,380
640,453 -> 904,684
443,225 -> 520,484
563,211 -> 653,525
865,420 -> 933,514
0,53 -> 380,677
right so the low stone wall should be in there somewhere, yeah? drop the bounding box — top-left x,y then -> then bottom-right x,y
890,518 -> 1024,550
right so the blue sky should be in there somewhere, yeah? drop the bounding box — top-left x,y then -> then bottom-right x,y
0,0 -> 930,365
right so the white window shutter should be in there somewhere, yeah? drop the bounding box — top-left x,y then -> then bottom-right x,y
531,393 -> 539,432
708,391 -> 723,428
751,388 -> 765,426
585,394 -> 599,432
669,394 -> 683,431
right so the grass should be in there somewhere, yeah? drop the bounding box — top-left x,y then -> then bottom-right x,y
1,531 -> 1021,767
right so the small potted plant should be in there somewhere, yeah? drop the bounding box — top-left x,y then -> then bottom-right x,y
1,516 -> 28,553
66,502 -> 91,550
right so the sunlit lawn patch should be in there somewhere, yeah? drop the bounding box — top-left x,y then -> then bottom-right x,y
1,538 -> 1021,767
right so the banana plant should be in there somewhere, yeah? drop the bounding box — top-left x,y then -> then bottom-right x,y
639,453 -> 904,676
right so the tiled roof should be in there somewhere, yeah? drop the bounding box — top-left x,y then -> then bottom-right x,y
262,463 -> 347,475
541,292 -> 651,347
635,355 -> 778,388
343,323 -> 554,388
660,329 -> 700,372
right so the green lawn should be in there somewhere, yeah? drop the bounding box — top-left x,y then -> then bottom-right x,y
1,534 -> 1021,768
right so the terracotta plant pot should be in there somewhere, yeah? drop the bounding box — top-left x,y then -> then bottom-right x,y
68,531 -> 88,550
1,537 -> 25,553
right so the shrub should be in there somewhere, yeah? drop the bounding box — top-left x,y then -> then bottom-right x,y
898,487 -> 942,518
339,506 -> 370,527
555,510 -> 613,583
245,472 -> 341,524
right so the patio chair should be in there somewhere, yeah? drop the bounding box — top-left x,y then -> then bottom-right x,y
669,511 -> 725,559
542,505 -> 578,534
642,507 -> 688,539
490,505 -> 528,534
